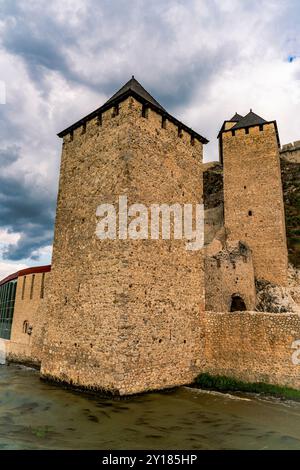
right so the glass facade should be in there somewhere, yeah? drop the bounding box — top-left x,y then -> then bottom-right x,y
0,279 -> 17,340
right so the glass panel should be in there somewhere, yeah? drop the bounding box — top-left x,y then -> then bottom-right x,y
0,279 -> 17,339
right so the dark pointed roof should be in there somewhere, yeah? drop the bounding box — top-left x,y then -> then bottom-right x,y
228,112 -> 244,122
58,76 -> 208,143
231,110 -> 267,130
105,76 -> 165,111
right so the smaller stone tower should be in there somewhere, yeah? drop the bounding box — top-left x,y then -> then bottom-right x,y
219,111 -> 288,286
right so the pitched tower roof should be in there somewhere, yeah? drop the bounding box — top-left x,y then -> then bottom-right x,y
231,110 -> 267,130
228,112 -> 244,122
218,110 -> 280,164
58,76 -> 208,143
105,76 -> 165,111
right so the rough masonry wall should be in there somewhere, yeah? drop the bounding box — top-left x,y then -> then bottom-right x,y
222,124 -> 288,286
280,141 -> 300,163
201,311 -> 300,389
40,97 -> 205,395
7,272 -> 48,365
205,241 -> 256,312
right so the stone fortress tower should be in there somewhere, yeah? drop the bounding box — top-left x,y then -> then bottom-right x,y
1,77 -> 299,394
39,77 -> 208,395
218,111 -> 288,286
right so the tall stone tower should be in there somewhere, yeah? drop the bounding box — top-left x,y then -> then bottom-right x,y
40,77 -> 208,395
219,111 -> 288,286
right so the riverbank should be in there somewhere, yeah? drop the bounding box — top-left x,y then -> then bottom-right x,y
194,373 -> 300,401
2,364 -> 300,449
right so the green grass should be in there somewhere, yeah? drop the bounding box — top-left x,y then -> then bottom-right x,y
194,373 -> 300,401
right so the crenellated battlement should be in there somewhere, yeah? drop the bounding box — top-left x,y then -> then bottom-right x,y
60,81 -> 208,149
281,140 -> 300,151
222,121 -> 280,146
62,95 -> 204,158
280,140 -> 300,163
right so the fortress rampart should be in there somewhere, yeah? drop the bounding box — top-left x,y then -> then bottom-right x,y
280,141 -> 300,163
201,311 -> 300,390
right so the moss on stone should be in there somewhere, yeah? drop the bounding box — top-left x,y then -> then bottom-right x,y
194,373 -> 300,400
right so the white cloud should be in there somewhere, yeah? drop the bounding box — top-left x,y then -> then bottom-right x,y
0,229 -> 20,245
0,261 -> 27,280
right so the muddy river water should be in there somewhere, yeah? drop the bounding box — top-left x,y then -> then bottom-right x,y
1,364 -> 300,450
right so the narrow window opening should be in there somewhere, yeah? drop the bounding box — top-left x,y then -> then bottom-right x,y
70,131 -> 74,141
248,210 -> 253,216
231,130 -> 235,136
259,124 -> 264,131
112,104 -> 119,117
23,320 -> 29,334
40,273 -> 45,299
162,116 -> 167,129
30,275 -> 35,300
81,123 -> 86,134
142,105 -> 149,118
178,127 -> 183,138
191,136 -> 195,146
22,276 -> 26,300
245,128 -> 249,134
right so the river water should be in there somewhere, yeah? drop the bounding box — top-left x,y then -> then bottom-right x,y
1,364 -> 300,450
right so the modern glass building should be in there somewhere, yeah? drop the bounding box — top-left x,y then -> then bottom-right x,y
0,265 -> 51,341
0,275 -> 18,340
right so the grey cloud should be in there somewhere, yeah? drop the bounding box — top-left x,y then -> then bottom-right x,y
0,146 -> 55,260
0,0 -> 299,265
0,145 -> 19,166
0,0 -> 238,111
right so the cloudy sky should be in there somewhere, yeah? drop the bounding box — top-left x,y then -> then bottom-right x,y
0,0 -> 299,278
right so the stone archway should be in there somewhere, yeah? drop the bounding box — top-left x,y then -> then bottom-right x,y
230,294 -> 247,312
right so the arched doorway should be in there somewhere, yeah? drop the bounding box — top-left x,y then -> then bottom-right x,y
230,295 -> 247,312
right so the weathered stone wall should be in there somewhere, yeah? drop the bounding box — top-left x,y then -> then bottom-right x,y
222,124 -> 288,285
40,96 -> 205,395
205,241 -> 256,312
7,272 -> 49,365
204,205 -> 224,245
201,311 -> 300,389
280,141 -> 300,163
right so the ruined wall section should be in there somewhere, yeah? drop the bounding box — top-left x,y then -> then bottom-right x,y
222,123 -> 288,286
40,97 -> 205,395
205,241 -> 256,312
